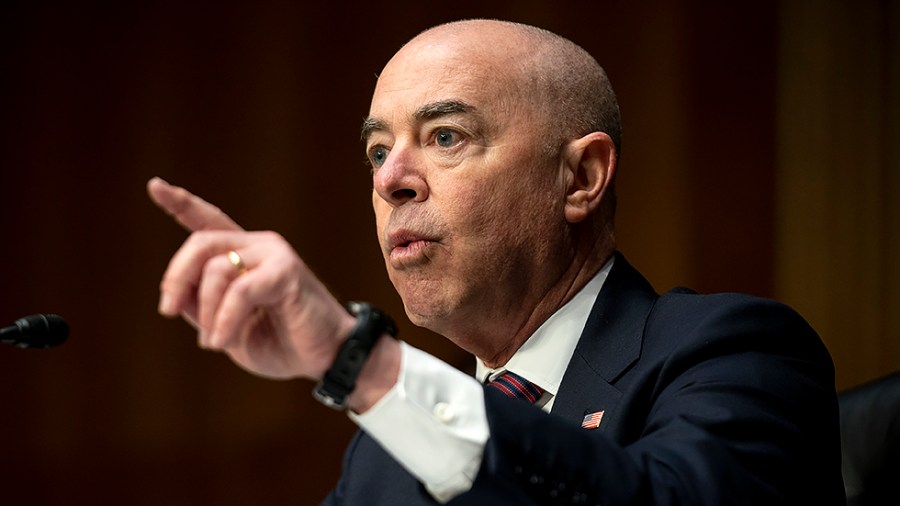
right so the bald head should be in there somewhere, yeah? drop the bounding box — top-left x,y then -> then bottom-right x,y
408,20 -> 622,155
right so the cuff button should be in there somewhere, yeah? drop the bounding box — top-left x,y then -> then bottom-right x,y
433,402 -> 456,423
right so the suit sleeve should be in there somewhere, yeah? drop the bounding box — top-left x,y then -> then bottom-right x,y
466,297 -> 845,505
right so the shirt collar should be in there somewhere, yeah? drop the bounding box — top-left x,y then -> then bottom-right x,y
475,255 -> 615,397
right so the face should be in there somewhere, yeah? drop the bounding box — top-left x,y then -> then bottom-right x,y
364,27 -> 571,347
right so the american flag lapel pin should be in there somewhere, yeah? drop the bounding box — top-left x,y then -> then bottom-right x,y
581,410 -> 605,429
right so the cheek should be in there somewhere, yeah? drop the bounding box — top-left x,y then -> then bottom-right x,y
458,170 -> 555,233
372,193 -> 390,248
441,180 -> 501,237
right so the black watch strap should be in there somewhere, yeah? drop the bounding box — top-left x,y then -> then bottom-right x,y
313,302 -> 397,410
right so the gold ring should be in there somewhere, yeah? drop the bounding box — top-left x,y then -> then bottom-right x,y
227,250 -> 247,274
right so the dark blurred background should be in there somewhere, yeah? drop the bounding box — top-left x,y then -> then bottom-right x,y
1,1 -> 897,504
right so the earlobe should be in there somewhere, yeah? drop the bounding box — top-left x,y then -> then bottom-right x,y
563,132 -> 616,223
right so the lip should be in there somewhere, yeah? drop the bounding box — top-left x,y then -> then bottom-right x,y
386,229 -> 440,265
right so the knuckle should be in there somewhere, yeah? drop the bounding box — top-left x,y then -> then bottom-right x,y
201,254 -> 230,277
230,278 -> 252,298
159,276 -> 183,293
183,230 -> 216,250
257,230 -> 285,244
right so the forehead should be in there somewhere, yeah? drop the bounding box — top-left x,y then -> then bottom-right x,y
366,33 -> 529,133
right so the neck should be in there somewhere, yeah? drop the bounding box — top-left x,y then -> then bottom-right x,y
472,233 -> 615,368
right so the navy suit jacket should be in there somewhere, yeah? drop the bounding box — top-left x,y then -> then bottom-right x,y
323,253 -> 845,505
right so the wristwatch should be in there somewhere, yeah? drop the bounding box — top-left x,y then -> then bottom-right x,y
313,302 -> 397,410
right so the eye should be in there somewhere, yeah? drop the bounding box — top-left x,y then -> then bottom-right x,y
435,128 -> 459,148
368,146 -> 389,168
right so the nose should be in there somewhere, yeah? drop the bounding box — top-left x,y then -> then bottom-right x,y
373,146 -> 428,207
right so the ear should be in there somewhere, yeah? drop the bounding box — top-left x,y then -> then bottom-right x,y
561,132 -> 617,223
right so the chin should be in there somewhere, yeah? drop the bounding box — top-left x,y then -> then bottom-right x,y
399,291 -> 459,334
402,300 -> 444,330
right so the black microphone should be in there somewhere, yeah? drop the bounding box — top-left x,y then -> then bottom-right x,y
0,314 -> 69,349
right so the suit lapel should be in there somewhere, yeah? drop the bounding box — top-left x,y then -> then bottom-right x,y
552,252 -> 658,429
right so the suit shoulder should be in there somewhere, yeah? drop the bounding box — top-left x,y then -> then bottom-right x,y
654,288 -> 811,331
646,288 -> 828,363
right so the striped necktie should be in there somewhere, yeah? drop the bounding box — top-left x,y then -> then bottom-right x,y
487,371 -> 544,404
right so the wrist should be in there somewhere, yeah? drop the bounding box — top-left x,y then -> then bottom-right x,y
347,336 -> 401,413
313,302 -> 398,410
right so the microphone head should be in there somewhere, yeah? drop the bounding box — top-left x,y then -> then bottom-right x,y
12,314 -> 69,348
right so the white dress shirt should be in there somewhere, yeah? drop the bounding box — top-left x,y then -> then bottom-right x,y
350,257 -> 613,502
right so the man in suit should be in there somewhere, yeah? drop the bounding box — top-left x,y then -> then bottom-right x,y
149,19 -> 845,504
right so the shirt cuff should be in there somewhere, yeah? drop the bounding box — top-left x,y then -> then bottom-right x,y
349,341 -> 489,503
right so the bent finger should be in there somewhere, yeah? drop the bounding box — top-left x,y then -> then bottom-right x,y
205,249 -> 297,351
206,271 -> 267,351
158,231 -> 252,317
196,252 -> 245,347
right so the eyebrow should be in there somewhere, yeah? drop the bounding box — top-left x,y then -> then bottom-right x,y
360,99 -> 476,142
415,99 -> 474,121
360,117 -> 386,142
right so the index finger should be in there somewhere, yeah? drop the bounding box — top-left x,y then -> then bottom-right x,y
147,177 -> 243,232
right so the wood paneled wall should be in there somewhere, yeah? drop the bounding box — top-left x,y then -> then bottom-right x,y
775,0 -> 900,389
